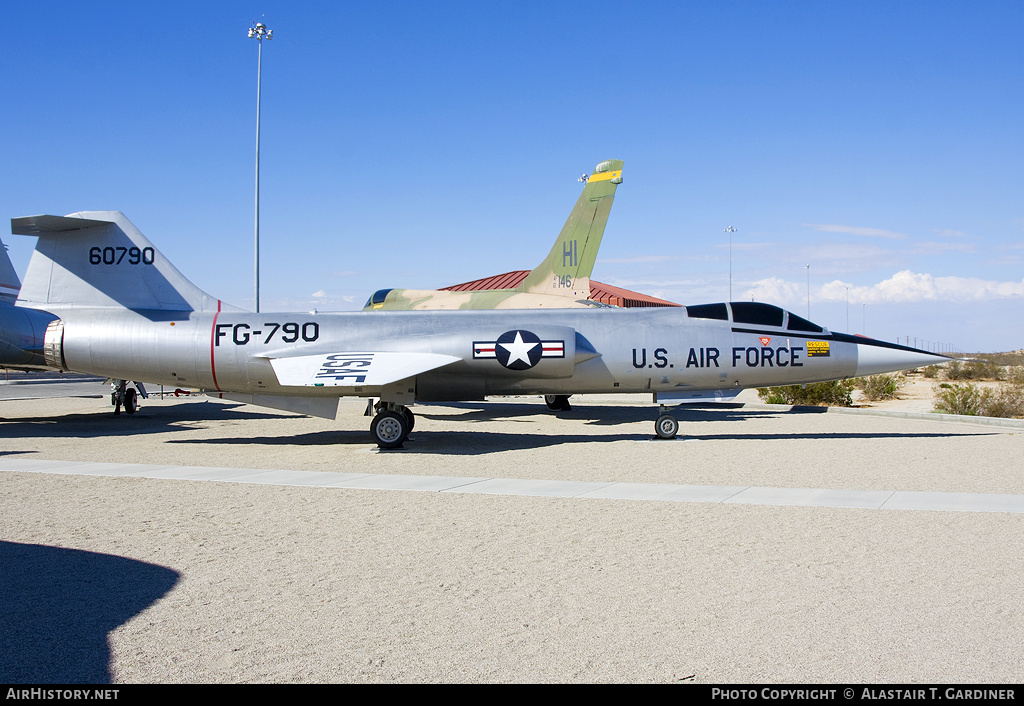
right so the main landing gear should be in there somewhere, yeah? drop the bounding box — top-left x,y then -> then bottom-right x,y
111,379 -> 148,415
369,400 -> 415,449
654,405 -> 679,440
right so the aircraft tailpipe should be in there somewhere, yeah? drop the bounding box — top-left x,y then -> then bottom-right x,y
43,319 -> 69,371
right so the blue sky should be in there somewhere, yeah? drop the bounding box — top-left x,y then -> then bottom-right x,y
2,1 -> 1022,352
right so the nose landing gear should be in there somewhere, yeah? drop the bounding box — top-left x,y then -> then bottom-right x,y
544,394 -> 573,411
654,405 -> 679,439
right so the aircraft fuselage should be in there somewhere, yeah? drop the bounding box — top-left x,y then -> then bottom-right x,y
49,306 -> 916,402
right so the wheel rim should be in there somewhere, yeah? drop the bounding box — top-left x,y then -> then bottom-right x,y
375,416 -> 404,443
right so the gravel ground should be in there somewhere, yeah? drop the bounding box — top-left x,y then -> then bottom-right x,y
2,389 -> 1022,683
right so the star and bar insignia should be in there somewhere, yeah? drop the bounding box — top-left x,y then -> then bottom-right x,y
473,330 -> 565,371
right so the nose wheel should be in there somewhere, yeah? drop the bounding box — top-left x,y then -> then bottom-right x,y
654,409 -> 679,439
544,394 -> 573,411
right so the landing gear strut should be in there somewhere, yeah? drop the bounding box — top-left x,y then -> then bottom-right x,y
369,400 -> 415,449
111,380 -> 148,415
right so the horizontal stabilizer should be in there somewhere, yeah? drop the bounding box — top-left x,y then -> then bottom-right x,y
11,215 -> 114,235
269,351 -> 461,388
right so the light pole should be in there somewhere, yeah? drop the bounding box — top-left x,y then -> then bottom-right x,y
248,21 -> 273,313
805,264 -> 811,319
724,226 -> 736,301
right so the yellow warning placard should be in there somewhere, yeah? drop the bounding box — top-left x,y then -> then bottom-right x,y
807,341 -> 831,357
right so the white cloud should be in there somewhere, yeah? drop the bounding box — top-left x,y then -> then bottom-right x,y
986,255 -> 1022,266
803,223 -> 906,239
743,277 -> 805,305
743,271 -> 1024,307
820,271 -> 1024,303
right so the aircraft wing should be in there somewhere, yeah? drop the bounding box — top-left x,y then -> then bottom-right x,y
268,351 -> 461,388
656,389 -> 743,404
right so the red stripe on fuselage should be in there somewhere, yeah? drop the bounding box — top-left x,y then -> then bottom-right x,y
210,301 -> 222,391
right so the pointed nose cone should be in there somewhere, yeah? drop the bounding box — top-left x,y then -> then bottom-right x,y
833,333 -> 951,377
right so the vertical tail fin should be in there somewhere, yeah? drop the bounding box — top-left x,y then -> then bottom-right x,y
11,211 -> 242,316
0,236 -> 21,305
519,159 -> 623,298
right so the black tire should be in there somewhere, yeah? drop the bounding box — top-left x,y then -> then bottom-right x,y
401,406 -> 415,433
124,388 -> 138,415
545,394 -> 572,411
370,410 -> 408,449
655,414 -> 678,439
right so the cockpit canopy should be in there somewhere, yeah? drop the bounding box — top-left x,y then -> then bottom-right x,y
685,302 -> 824,333
363,288 -> 394,309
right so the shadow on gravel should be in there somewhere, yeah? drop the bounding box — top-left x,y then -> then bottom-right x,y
0,401 -> 295,439
0,541 -> 179,684
415,401 -> 786,426
169,429 -> 651,454
166,430 -> 372,447
163,402 -> 991,455
4,399 -> 993,455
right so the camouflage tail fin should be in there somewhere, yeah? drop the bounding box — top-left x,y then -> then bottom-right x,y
0,236 -> 20,305
519,159 -> 623,298
11,211 -> 243,316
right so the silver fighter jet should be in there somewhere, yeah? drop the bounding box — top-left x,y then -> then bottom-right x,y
10,212 -> 949,447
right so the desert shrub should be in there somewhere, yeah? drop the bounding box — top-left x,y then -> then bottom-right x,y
757,388 -> 791,405
966,351 -> 1024,367
932,382 -> 1024,418
972,361 -> 1005,381
857,374 -> 906,401
944,360 -> 964,379
1006,366 -> 1024,387
757,379 -> 855,407
933,383 -> 984,416
979,386 -> 1024,419
946,359 -> 1005,381
921,365 -> 941,379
